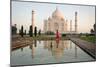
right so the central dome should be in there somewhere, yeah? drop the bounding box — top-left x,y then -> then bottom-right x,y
52,7 -> 65,19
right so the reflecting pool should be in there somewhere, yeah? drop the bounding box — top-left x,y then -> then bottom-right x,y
11,40 -> 95,66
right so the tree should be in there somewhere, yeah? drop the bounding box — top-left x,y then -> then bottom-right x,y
12,24 -> 17,35
29,25 -> 33,37
38,29 -> 41,36
90,29 -> 94,34
20,25 -> 24,37
93,23 -> 96,34
19,29 -> 21,35
34,26 -> 37,37
24,30 -> 26,35
90,23 -> 96,35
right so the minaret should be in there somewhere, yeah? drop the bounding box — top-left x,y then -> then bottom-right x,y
32,10 -> 34,32
75,11 -> 77,33
70,20 -> 72,33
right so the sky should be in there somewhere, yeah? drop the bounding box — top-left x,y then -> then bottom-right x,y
11,1 -> 95,33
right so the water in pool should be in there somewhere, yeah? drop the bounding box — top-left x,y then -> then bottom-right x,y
11,40 -> 95,66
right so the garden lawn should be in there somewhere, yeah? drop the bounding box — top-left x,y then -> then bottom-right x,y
80,36 -> 96,43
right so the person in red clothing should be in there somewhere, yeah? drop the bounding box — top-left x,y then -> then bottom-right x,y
56,30 -> 60,39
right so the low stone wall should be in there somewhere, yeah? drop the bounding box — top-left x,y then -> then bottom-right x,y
11,36 -> 33,51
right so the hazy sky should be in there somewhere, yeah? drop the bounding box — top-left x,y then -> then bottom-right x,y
12,1 -> 95,33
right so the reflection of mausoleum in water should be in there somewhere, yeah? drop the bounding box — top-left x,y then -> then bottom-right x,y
44,40 -> 70,59
29,40 -> 78,59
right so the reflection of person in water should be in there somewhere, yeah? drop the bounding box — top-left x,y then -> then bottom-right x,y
56,38 -> 59,48
56,30 -> 60,48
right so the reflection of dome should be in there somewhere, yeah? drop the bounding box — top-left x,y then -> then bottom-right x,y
52,7 -> 65,19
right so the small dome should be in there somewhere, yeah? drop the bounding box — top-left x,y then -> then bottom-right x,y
52,7 -> 65,19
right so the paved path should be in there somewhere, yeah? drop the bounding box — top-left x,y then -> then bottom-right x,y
70,38 -> 96,59
11,36 -> 33,51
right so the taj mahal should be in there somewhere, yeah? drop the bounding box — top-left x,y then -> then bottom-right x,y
32,7 -> 78,34
43,7 -> 68,34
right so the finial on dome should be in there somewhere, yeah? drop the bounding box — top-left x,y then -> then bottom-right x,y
32,10 -> 35,14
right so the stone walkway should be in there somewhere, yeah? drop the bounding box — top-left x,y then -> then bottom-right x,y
11,36 -> 33,51
70,38 -> 96,59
